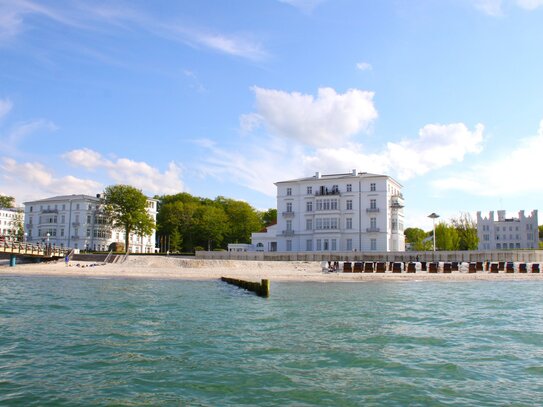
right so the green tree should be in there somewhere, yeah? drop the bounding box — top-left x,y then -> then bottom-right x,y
193,205 -> 228,250
539,225 -> 543,239
451,212 -> 479,250
0,195 -> 15,208
404,227 -> 432,251
435,222 -> 460,251
102,185 -> 155,253
261,208 -> 277,226
216,197 -> 263,244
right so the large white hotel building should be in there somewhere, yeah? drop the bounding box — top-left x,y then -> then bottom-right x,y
269,170 -> 405,252
23,194 -> 158,253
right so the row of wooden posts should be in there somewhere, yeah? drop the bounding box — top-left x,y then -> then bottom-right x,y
221,277 -> 270,297
338,261 -> 541,273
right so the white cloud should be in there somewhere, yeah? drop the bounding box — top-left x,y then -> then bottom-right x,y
278,0 -> 326,13
516,0 -> 543,9
474,0 -> 503,16
62,148 -> 184,195
356,62 -> 372,71
0,157 -> 101,203
432,120 -> 543,196
0,98 -> 13,120
250,86 -> 378,147
385,123 -> 484,180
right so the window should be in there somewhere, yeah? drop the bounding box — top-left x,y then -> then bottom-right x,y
392,219 -> 397,231
331,199 -> 338,210
370,217 -> 377,229
370,239 -> 377,250
316,239 -> 322,251
306,219 -> 313,230
483,234 -> 489,241
87,215 -> 91,224
346,200 -> 353,210
286,220 -> 292,231
346,184 -> 352,192
496,243 -> 501,249
370,183 -> 376,191
60,229 -> 64,237
286,240 -> 292,251
346,218 -> 352,229
286,187 -> 292,196
346,239 -> 353,251
307,186 -> 312,195
286,202 -> 292,212
316,200 -> 323,211
331,239 -> 337,251
86,229 -> 91,237
306,201 -> 313,212
370,199 -> 376,209
306,240 -> 313,251
76,204 -> 80,210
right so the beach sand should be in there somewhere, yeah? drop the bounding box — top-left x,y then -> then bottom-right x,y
1,256 -> 543,282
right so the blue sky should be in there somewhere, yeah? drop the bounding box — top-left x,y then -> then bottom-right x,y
1,0 -> 542,230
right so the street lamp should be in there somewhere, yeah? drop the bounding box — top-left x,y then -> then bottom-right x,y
24,232 -> 27,243
46,232 -> 50,245
428,213 -> 440,252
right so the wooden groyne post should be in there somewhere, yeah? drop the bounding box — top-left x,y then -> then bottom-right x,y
221,277 -> 270,298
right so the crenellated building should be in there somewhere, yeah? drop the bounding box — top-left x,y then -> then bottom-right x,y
258,170 -> 405,252
477,210 -> 538,250
23,194 -> 158,253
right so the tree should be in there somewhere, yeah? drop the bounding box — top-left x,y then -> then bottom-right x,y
539,225 -> 543,239
102,185 -> 155,253
451,213 -> 479,250
261,208 -> 277,226
193,205 -> 229,250
216,197 -> 263,244
0,195 -> 15,208
404,227 -> 432,251
435,222 -> 460,251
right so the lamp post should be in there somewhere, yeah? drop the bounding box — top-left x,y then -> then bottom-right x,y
428,213 -> 440,252
24,232 -> 27,243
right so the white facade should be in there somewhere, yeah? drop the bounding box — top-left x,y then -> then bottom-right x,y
477,210 -> 539,250
266,170 -> 405,252
251,224 -> 278,252
0,207 -> 24,241
23,194 -> 158,253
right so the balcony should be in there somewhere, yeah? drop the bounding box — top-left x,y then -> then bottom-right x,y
366,227 -> 380,233
315,189 -> 341,196
282,211 -> 295,218
41,209 -> 58,214
366,207 -> 380,213
282,230 -> 295,236
72,222 -> 80,227
390,201 -> 404,209
71,235 -> 79,240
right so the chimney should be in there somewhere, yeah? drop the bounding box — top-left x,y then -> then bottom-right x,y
315,171 -> 321,179
352,169 -> 357,176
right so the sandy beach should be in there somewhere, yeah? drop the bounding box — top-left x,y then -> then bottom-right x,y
1,256 -> 543,282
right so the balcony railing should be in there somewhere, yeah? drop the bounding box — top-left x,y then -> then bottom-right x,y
72,222 -> 80,227
282,211 -> 295,218
282,230 -> 295,236
315,189 -> 341,196
366,208 -> 380,213
41,209 -> 59,214
390,201 -> 404,209
366,227 -> 380,233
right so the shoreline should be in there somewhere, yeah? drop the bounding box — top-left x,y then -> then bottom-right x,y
1,258 -> 543,282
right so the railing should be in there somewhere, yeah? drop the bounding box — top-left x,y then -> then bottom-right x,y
0,241 -> 69,257
282,230 -> 295,236
41,209 -> 59,214
366,208 -> 380,213
366,227 -> 380,233
72,222 -> 80,227
315,190 -> 341,196
282,211 -> 295,217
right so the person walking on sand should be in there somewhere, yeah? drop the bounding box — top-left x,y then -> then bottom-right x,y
65,255 -> 69,266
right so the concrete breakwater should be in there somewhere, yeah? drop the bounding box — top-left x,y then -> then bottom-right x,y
221,277 -> 270,297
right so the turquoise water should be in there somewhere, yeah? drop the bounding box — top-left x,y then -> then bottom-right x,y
1,277 -> 543,406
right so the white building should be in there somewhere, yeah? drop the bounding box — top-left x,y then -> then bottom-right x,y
0,207 -> 24,241
477,210 -> 539,250
265,170 -> 405,252
23,194 -> 158,252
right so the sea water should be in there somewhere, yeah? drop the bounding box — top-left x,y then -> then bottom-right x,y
1,277 -> 542,406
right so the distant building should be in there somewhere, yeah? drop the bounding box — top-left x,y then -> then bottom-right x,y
0,206 -> 24,241
252,170 -> 405,252
477,210 -> 538,250
23,194 -> 158,252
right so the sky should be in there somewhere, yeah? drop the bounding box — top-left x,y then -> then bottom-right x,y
1,0 -> 543,230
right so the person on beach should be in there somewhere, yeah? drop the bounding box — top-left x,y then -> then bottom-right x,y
65,255 -> 69,266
